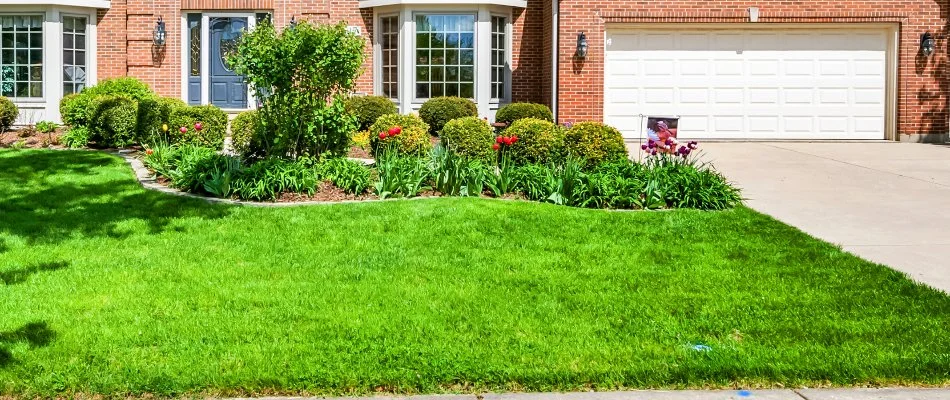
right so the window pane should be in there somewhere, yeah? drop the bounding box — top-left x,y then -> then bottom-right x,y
415,14 -> 475,99
380,15 -> 399,99
62,17 -> 86,97
490,16 -> 508,100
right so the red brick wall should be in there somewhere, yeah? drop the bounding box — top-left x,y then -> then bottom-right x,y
553,0 -> 949,139
512,0 -> 546,103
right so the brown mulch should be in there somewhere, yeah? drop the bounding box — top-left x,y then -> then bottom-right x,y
347,145 -> 372,159
0,128 -> 65,149
276,181 -> 378,203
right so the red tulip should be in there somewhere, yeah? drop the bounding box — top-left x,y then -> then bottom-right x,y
504,137 -> 513,146
145,149 -> 154,155
179,126 -> 187,134
511,136 -> 518,144
378,132 -> 387,140
389,126 -> 402,136
194,122 -> 203,131
492,143 -> 500,151
496,136 -> 504,144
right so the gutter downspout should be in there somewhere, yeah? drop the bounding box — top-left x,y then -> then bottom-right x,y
551,0 -> 559,122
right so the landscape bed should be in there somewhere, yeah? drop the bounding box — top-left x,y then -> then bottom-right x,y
1,149 -> 949,398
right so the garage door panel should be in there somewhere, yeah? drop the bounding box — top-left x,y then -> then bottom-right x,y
605,28 -> 888,140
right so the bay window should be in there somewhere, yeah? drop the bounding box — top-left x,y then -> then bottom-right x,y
414,14 -> 475,99
0,15 -> 43,99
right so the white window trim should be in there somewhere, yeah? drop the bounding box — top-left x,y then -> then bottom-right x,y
372,4 -> 513,120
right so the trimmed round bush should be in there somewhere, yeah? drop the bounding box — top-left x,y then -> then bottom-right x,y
83,77 -> 157,102
368,114 -> 431,156
60,93 -> 89,127
169,105 -> 228,149
87,95 -> 139,148
495,103 -> 553,126
231,109 -> 261,158
137,97 -> 187,143
439,116 -> 495,162
0,96 -> 18,132
506,118 -> 565,165
564,121 -> 628,168
346,95 -> 397,131
418,97 -> 477,135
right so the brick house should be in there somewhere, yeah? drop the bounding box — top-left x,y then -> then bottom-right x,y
3,0 -> 947,142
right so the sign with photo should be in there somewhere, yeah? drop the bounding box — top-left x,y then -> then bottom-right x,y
645,117 -> 679,142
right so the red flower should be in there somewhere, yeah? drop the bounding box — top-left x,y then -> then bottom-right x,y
179,126 -> 188,134
389,126 -> 402,136
145,149 -> 154,155
503,137 -> 513,146
511,136 -> 518,144
194,122 -> 203,131
496,136 -> 504,144
492,143 -> 501,151
378,132 -> 387,140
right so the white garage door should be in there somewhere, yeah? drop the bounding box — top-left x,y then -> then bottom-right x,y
604,28 -> 888,140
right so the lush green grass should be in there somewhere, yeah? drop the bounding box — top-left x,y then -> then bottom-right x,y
1,149 -> 948,397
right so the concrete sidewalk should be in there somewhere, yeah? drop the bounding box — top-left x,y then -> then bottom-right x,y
239,389 -> 950,400
693,142 -> 950,293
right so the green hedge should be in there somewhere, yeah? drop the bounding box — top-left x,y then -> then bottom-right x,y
87,95 -> 139,148
168,105 -> 228,150
439,116 -> 495,162
564,122 -> 628,168
368,114 -> 431,157
60,94 -> 89,127
231,109 -> 261,158
506,118 -> 565,165
418,97 -> 477,135
0,96 -> 18,132
83,77 -> 157,102
495,103 -> 553,126
137,97 -> 188,144
346,95 -> 397,132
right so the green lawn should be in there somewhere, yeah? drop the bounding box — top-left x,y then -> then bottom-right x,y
1,149 -> 948,398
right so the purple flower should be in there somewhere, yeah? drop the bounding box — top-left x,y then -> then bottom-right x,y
648,142 -> 657,149
688,141 -> 698,150
563,122 -> 573,128
665,139 -> 674,147
641,144 -> 649,151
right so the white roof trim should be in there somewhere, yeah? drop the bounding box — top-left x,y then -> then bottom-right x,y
359,0 -> 527,8
0,0 -> 110,7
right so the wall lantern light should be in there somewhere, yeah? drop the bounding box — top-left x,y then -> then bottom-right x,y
153,17 -> 166,46
920,31 -> 936,57
288,16 -> 298,30
576,31 -> 589,58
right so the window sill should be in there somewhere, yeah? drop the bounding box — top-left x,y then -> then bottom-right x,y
359,0 -> 526,8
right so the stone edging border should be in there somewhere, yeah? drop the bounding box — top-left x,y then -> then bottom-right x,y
114,150 -> 650,212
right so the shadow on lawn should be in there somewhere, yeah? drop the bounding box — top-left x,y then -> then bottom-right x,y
0,322 -> 56,368
0,261 -> 69,285
0,150 -> 233,246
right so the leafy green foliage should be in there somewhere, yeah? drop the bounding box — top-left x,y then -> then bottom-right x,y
430,145 -> 485,196
0,96 -> 18,132
368,114 -> 431,157
86,95 -> 139,148
505,118 -> 565,165
83,77 -> 157,102
643,154 -> 742,210
374,151 -> 430,199
564,121 -> 628,168
485,149 -> 516,197
439,116 -> 495,162
164,145 -> 221,193
59,93 -> 89,127
418,97 -> 477,135
168,105 -> 228,150
495,103 -> 553,126
35,121 -> 58,134
346,95 -> 398,131
141,141 -> 179,178
230,109 -> 262,159
60,126 -> 90,149
317,157 -> 372,194
230,19 -> 364,159
137,97 -> 187,144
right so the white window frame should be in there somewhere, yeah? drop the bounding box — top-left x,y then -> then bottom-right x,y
372,4 -> 514,120
374,12 -> 400,102
488,12 -> 511,104
61,13 -> 89,96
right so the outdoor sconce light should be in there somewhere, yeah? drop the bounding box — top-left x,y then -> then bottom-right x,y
288,16 -> 298,30
576,31 -> 589,58
920,31 -> 936,57
153,17 -> 166,46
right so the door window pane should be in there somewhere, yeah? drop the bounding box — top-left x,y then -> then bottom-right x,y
0,14 -> 43,98
415,14 -> 475,99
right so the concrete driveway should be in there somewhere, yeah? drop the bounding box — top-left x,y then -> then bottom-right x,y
692,142 -> 950,293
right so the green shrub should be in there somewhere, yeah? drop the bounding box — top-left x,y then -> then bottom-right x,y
564,121 -> 627,168
83,77 -> 157,102
168,105 -> 228,149
439,116 -> 495,162
0,96 -> 18,132
505,118 -> 565,165
87,95 -> 139,148
60,93 -> 89,127
35,121 -> 58,134
644,154 -> 742,210
230,19 -> 365,159
346,95 -> 397,131
231,109 -> 262,158
165,145 -> 221,192
418,97 -> 477,135
137,97 -> 187,144
368,114 -> 431,157
495,103 -> 553,126
61,126 -> 90,149
317,157 -> 372,194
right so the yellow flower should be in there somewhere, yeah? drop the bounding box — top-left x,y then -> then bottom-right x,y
162,124 -> 168,132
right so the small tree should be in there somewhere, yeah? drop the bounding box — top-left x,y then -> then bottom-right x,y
230,20 -> 364,159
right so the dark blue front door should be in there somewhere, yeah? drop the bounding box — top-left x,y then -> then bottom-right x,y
209,17 -> 247,109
